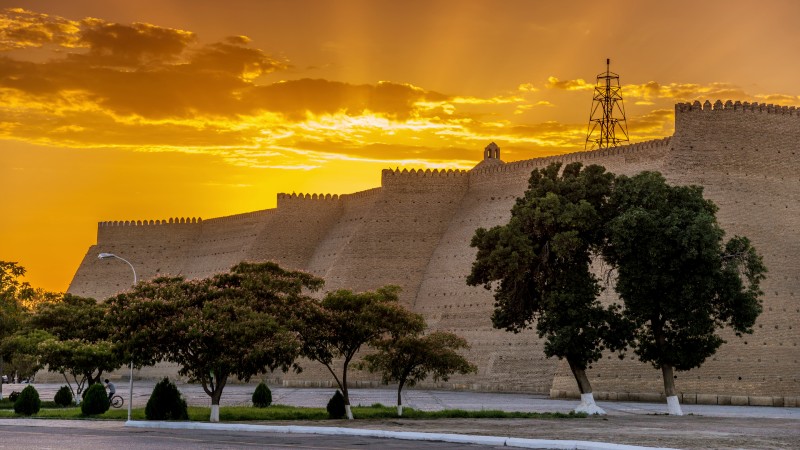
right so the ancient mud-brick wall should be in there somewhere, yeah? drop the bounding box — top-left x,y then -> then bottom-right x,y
69,218 -> 203,300
67,100 -> 799,405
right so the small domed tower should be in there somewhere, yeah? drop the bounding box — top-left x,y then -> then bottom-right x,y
472,142 -> 505,171
484,142 -> 501,160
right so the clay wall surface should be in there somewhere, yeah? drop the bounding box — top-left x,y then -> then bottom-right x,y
245,193 -> 345,270
68,219 -> 202,300
67,100 -> 799,405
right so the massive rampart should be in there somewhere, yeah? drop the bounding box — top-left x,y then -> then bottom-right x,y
67,101 -> 799,406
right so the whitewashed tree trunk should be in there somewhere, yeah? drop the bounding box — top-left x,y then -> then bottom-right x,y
575,392 -> 606,415
397,404 -> 403,416
662,364 -> 683,416
345,404 -> 353,420
210,405 -> 220,422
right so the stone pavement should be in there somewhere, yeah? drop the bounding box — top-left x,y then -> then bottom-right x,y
3,381 -> 798,419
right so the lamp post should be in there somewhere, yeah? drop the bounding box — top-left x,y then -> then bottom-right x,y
98,252 -> 136,422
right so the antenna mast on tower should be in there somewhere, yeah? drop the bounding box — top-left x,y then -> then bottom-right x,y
585,58 -> 629,150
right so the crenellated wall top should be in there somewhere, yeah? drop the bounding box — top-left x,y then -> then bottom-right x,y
99,217 -> 202,227
277,192 -> 343,201
676,100 -> 799,115
381,167 -> 469,178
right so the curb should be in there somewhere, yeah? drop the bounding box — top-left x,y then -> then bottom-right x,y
125,420 -> 678,450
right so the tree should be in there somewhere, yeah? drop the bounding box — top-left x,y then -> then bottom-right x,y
467,162 -> 630,414
109,262 -> 322,422
301,286 -> 425,419
0,262 -> 35,400
23,294 -> 123,401
603,171 -> 766,415
359,331 -> 476,416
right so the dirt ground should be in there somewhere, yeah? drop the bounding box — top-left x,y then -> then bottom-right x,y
274,415 -> 800,449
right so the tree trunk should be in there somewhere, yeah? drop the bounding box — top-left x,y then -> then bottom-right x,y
0,355 -> 4,400
342,359 -> 353,420
661,364 -> 683,415
396,379 -> 405,417
567,358 -> 605,415
202,373 -> 228,422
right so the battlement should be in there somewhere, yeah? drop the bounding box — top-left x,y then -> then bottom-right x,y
99,217 -> 202,227
277,192 -> 342,201
676,100 -> 799,115
382,168 -> 469,178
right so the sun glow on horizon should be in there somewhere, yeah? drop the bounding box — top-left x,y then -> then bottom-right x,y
2,1 -> 800,291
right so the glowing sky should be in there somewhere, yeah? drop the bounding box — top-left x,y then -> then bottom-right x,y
2,0 -> 799,292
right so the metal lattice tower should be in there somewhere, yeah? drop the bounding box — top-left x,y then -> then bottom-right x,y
585,58 -> 629,150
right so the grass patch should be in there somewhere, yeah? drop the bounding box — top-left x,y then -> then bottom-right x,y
0,404 -> 585,420
0,398 -> 61,409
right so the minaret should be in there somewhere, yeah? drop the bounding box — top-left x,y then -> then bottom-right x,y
585,58 -> 629,150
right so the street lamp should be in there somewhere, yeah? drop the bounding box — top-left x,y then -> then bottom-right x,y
98,252 -> 136,422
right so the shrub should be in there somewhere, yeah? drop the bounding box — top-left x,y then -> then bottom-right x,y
252,382 -> 272,408
81,383 -> 109,415
14,386 -> 41,416
326,390 -> 346,419
54,385 -> 74,407
145,377 -> 188,420
8,391 -> 20,402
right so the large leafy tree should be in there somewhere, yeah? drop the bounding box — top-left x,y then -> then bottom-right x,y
467,162 -> 630,414
21,294 -> 123,400
0,262 -> 35,400
603,172 -> 766,415
358,331 -> 476,416
301,285 -> 425,419
109,262 -> 322,422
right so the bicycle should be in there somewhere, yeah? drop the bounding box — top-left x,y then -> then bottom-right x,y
109,394 -> 124,408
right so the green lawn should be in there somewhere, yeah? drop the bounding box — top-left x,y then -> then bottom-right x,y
0,403 -> 585,421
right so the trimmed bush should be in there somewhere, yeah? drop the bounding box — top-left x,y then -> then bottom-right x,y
54,385 -> 73,407
326,390 -> 346,419
14,386 -> 41,416
145,377 -> 188,420
8,391 -> 20,402
252,382 -> 272,408
81,383 -> 109,415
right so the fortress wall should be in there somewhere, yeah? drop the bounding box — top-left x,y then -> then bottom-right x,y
304,188 -> 382,283
68,219 -> 202,300
313,168 -> 470,307
279,173 -> 471,387
244,193 -> 344,270
181,209 -> 277,279
70,100 -> 799,403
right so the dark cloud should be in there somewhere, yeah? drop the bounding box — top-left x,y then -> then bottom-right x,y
77,19 -> 195,67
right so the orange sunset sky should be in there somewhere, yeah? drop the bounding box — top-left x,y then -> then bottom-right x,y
2,0 -> 800,292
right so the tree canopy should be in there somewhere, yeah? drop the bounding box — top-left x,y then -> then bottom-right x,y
603,171 -> 766,414
301,285 -> 425,419
15,294 -> 123,400
359,331 -> 476,415
108,262 -> 322,422
467,162 -> 629,413
0,262 -> 36,399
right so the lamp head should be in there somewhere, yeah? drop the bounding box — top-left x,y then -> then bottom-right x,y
98,253 -> 116,259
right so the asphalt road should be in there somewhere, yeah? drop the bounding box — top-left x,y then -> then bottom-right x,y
0,423 -> 498,450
